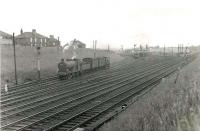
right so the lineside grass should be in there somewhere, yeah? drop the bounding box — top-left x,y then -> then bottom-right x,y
98,55 -> 200,131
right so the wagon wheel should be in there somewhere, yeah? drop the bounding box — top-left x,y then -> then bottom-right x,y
67,73 -> 73,79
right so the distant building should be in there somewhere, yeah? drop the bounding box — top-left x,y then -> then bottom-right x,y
70,39 -> 86,48
0,30 -> 12,45
15,29 -> 60,47
63,39 -> 86,50
48,35 -> 60,47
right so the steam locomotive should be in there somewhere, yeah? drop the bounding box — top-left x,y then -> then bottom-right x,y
58,57 -> 110,79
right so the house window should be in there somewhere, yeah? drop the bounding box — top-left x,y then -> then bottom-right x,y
41,38 -> 42,43
44,38 -> 46,43
30,38 -> 32,43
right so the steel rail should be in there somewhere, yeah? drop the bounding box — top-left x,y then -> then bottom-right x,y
24,62 -> 181,131
1,56 -> 170,95
1,59 -> 173,128
0,58 -> 139,97
1,57 -> 173,108
1,59 -> 175,119
48,65 -> 177,131
1,59 -> 180,130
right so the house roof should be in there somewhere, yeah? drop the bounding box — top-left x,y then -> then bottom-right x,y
49,37 -> 58,41
16,32 -> 48,39
70,39 -> 86,46
0,30 -> 12,38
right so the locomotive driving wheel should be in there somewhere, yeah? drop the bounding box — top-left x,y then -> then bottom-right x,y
67,73 -> 73,79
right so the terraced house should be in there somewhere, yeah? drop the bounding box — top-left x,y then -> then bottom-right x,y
15,29 -> 60,47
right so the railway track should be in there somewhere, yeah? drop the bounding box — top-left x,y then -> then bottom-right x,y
1,59 -> 174,119
1,56 -> 195,131
1,57 -> 177,112
0,56 -> 166,93
1,57 -> 132,92
1,57 -> 170,108
1,56 -> 174,100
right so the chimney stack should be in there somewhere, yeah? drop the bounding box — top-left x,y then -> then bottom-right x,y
49,35 -> 54,38
32,29 -> 36,34
20,28 -> 23,34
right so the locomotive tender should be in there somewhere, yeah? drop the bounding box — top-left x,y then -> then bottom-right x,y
58,57 -> 110,79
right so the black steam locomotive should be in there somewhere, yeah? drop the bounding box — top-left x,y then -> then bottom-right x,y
58,57 -> 110,79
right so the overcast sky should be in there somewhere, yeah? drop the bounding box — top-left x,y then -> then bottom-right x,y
1,0 -> 200,49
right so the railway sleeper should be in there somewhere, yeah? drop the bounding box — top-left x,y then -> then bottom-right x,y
54,113 -> 68,117
27,126 -> 43,130
94,106 -> 108,110
22,129 -> 33,131
76,115 -> 89,120
36,123 -> 47,126
36,114 -> 49,118
31,116 -> 43,120
4,126 -> 23,131
89,109 -> 102,113
54,116 -> 69,121
58,106 -> 72,111
81,113 -> 93,117
40,120 -> 53,124
83,112 -> 97,116
64,122 -> 78,126
38,112 -> 53,116
86,118 -> 100,124
58,127 -> 72,130
16,121 -> 33,126
76,116 -> 90,121
86,112 -> 112,125
106,99 -> 120,103
73,119 -> 86,123
87,111 -> 100,114
60,124 -> 76,129
26,119 -> 39,123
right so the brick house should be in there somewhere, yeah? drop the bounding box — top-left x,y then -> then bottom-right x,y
48,35 -> 60,47
15,29 -> 60,47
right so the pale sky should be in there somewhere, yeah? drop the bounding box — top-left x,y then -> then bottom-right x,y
1,0 -> 200,49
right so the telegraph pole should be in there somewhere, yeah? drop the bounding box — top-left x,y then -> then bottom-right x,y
93,40 -> 97,58
134,44 -> 136,57
108,44 -> 110,60
34,33 -> 41,81
93,40 -> 95,58
134,44 -> 136,51
36,46 -> 41,80
178,44 -> 179,54
95,40 -> 97,57
57,37 -> 60,51
182,44 -> 184,54
13,33 -> 18,84
164,44 -> 166,56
